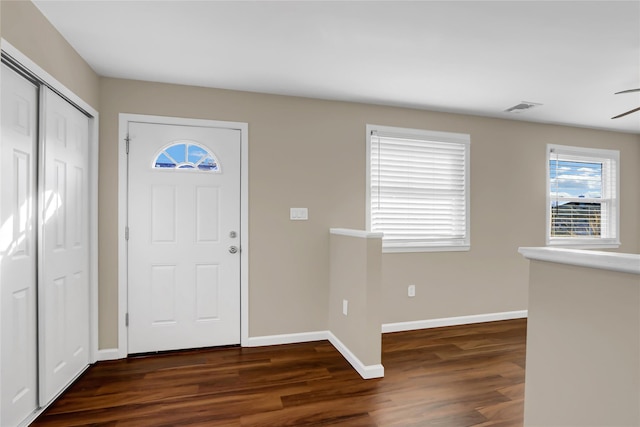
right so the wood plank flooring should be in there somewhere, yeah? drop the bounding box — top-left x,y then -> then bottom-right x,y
31,319 -> 526,426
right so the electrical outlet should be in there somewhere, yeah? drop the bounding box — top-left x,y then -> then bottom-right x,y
408,284 -> 416,297
343,299 -> 348,316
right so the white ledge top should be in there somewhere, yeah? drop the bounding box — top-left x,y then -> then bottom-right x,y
330,228 -> 384,239
518,247 -> 640,275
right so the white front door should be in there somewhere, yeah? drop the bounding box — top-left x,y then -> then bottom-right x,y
127,121 -> 241,354
0,64 -> 38,427
39,87 -> 91,406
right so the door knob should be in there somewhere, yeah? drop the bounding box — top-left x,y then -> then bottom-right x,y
229,246 -> 239,254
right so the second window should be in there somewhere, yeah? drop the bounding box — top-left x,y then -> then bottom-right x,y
367,125 -> 470,252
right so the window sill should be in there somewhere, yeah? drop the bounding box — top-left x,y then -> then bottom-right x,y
519,247 -> 640,275
547,239 -> 621,250
382,244 -> 470,254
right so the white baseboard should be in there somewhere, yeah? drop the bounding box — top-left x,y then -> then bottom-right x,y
381,310 -> 528,334
18,409 -> 42,427
244,330 -> 384,379
97,331 -> 329,359
97,312 -> 524,378
244,330 -> 329,347
97,348 -> 123,361
327,332 -> 384,380
18,365 -> 91,426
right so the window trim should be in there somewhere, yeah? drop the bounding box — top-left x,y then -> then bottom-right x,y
545,144 -> 620,249
366,124 -> 471,253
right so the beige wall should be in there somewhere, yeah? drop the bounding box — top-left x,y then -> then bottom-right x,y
382,121 -> 640,323
0,0 -> 100,110
329,232 -> 382,368
99,77 -> 640,349
3,1 -> 640,352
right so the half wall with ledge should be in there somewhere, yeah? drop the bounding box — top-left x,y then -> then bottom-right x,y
328,228 -> 384,379
519,247 -> 640,427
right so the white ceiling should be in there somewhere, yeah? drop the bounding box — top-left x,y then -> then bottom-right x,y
33,0 -> 640,134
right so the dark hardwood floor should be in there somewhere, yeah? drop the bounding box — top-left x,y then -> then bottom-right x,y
32,319 -> 526,426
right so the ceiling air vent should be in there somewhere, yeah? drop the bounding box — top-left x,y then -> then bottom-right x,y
504,101 -> 542,113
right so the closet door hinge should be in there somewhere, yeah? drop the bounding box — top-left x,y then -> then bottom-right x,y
125,313 -> 129,327
125,134 -> 130,154
125,226 -> 129,241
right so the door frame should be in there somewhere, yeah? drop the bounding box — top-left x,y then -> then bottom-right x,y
117,114 -> 249,358
1,39 -> 100,422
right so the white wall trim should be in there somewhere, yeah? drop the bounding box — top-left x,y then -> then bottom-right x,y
242,330 -> 386,379
1,39 -> 97,116
17,409 -> 42,427
327,332 -> 384,379
0,39 -> 3,427
191,310 -> 527,379
381,310 -> 528,333
96,348 -> 121,362
117,114 -> 249,358
16,365 -> 91,427
1,39 -> 100,366
116,115 -> 129,359
329,228 -> 383,239
244,331 -> 329,347
519,247 -> 640,275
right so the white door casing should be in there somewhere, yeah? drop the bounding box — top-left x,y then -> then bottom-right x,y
127,121 -> 241,354
38,87 -> 91,406
0,63 -> 39,427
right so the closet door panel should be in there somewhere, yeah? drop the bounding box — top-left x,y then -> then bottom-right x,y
39,87 -> 90,406
0,64 -> 39,427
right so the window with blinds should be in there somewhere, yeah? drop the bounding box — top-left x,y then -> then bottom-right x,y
367,125 -> 470,252
547,144 -> 620,248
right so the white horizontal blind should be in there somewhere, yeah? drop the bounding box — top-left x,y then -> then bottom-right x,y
369,127 -> 470,251
548,144 -> 619,246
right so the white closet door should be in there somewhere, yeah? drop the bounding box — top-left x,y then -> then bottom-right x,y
38,87 -> 90,406
0,64 -> 39,427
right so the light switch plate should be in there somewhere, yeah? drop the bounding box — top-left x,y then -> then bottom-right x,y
290,207 -> 308,220
408,284 -> 416,297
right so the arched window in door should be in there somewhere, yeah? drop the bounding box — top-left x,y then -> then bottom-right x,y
153,141 -> 220,171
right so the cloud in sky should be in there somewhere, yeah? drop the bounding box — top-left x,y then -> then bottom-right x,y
550,160 -> 602,198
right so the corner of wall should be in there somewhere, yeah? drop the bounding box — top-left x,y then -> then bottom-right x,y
328,229 -> 384,378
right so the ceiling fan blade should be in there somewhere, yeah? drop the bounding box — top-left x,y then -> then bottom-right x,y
611,106 -> 640,119
614,88 -> 640,95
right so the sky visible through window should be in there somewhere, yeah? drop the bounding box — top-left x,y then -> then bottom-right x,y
154,142 -> 218,171
550,160 -> 602,199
